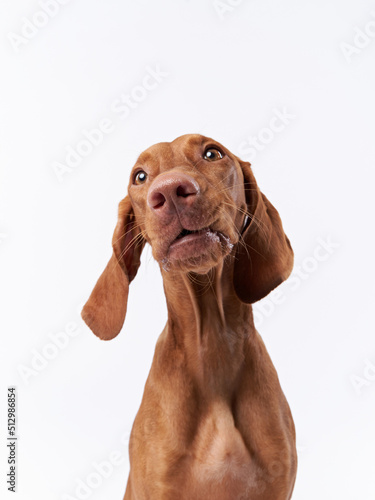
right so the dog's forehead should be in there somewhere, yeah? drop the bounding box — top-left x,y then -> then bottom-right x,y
135,134 -> 230,169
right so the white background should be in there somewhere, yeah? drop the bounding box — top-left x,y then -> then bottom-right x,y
1,0 -> 375,499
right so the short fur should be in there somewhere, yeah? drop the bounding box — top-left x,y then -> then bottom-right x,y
82,134 -> 297,500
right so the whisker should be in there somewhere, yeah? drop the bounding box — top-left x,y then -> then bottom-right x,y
117,231 -> 146,263
220,201 -> 268,240
215,183 -> 259,196
112,217 -> 146,245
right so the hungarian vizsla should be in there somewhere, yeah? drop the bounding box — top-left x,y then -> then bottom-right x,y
82,134 -> 297,499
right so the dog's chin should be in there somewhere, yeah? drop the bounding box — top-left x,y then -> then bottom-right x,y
156,229 -> 234,274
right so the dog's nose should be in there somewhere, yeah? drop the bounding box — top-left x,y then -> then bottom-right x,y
147,173 -> 200,213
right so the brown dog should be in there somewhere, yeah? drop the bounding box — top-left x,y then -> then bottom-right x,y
82,134 -> 297,499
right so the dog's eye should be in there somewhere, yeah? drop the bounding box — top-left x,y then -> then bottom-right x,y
203,148 -> 223,162
134,171 -> 147,185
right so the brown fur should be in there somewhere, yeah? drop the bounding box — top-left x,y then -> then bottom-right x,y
82,134 -> 297,499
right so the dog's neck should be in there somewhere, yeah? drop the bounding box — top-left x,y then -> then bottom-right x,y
160,259 -> 254,393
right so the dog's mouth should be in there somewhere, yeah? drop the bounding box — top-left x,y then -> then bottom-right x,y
175,228 -> 202,240
166,226 -> 233,265
172,227 -> 217,245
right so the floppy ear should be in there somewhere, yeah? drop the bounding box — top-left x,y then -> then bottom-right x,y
81,196 -> 145,340
233,161 -> 293,304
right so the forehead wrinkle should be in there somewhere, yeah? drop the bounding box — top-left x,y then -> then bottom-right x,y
136,151 -> 153,165
170,134 -> 207,166
137,142 -> 174,169
174,134 -> 207,151
157,143 -> 175,169
135,134 -> 236,175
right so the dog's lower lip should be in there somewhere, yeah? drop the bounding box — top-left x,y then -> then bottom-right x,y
175,228 -> 196,240
165,226 -> 233,263
171,228 -> 213,246
167,228 -> 220,258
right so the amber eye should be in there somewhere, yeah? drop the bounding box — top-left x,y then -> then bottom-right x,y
134,170 -> 147,185
203,148 -> 223,162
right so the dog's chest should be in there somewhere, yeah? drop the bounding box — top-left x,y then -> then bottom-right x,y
186,401 -> 258,497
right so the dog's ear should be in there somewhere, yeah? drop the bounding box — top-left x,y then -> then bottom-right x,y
81,196 -> 145,340
233,161 -> 293,304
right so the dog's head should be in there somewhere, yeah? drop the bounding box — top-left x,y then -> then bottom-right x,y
82,134 -> 293,339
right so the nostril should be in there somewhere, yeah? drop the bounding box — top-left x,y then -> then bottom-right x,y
151,192 -> 166,209
176,183 -> 198,198
147,175 -> 200,211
